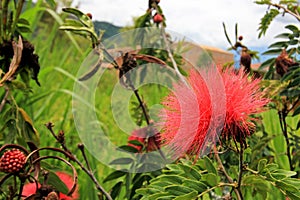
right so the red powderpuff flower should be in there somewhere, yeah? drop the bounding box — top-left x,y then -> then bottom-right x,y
128,126 -> 161,152
221,69 -> 269,143
161,68 -> 268,157
160,70 -> 213,157
22,171 -> 79,200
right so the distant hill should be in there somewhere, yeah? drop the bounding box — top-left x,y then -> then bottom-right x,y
93,21 -> 122,40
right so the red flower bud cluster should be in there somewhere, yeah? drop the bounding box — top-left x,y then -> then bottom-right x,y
0,149 -> 26,173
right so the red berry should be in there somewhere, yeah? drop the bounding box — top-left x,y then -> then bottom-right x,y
238,35 -> 243,41
0,149 -> 26,173
86,13 -> 93,19
153,13 -> 163,24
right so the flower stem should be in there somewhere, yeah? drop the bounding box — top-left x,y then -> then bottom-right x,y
278,109 -> 294,171
133,89 -> 150,125
214,146 -> 243,200
237,142 -> 244,193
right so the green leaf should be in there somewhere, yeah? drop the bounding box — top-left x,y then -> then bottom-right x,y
62,19 -> 85,27
45,0 -> 56,8
128,139 -> 144,147
258,159 -> 268,173
16,26 -> 31,33
258,9 -> 280,38
289,76 -> 300,87
222,22 -> 233,47
262,48 -> 283,55
289,39 -> 299,45
203,156 -> 217,175
276,180 -> 298,192
268,41 -> 289,49
286,191 -> 300,200
147,192 -> 173,199
272,169 -> 297,178
18,108 -> 39,145
103,170 -> 127,183
59,25 -> 98,41
280,88 -> 300,98
110,181 -> 123,199
62,8 -> 93,28
109,158 -> 134,165
47,171 -> 69,195
165,185 -> 194,196
136,187 -> 162,196
182,179 -> 208,193
202,173 -> 218,187
259,57 -> 276,70
17,18 -> 30,25
117,145 -> 139,153
285,24 -> 299,34
293,106 -> 300,117
265,163 -> 279,172
275,33 -> 291,39
174,191 -> 198,200
157,175 -> 184,184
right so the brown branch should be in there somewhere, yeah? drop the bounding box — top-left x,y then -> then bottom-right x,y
270,2 -> 300,22
214,146 -> 243,200
45,123 -> 113,200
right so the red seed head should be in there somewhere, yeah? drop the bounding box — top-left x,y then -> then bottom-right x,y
86,13 -> 93,19
153,13 -> 164,24
0,149 -> 26,173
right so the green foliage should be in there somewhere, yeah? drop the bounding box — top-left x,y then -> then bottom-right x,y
60,7 -> 99,47
135,158 -> 220,200
258,9 -> 280,38
260,24 -> 300,78
256,0 -> 300,38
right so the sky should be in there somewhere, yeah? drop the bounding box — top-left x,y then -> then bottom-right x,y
72,0 -> 298,51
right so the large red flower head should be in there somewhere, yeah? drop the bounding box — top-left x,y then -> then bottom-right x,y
160,67 -> 269,157
22,171 -> 79,200
221,69 -> 269,143
160,69 -> 213,157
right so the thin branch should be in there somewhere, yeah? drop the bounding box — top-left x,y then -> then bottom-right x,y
45,123 -> 113,200
270,3 -> 300,22
133,89 -> 150,125
160,28 -> 188,86
237,142 -> 244,190
214,146 -> 243,200
0,87 -> 9,112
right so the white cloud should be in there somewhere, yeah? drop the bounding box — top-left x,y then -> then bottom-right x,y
75,0 -> 298,50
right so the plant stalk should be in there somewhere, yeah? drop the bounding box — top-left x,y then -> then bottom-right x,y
214,146 -> 243,200
278,110 -> 294,171
46,123 -> 113,200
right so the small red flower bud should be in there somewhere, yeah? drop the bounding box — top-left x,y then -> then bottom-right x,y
238,35 -> 243,41
86,13 -> 93,19
0,149 -> 26,173
153,13 -> 164,24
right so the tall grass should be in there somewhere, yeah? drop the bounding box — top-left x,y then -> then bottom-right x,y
15,1 -> 172,198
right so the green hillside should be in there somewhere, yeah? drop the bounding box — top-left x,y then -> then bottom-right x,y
93,21 -> 122,39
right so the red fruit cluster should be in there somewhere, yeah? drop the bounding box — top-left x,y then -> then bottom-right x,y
0,149 -> 26,173
153,13 -> 164,24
